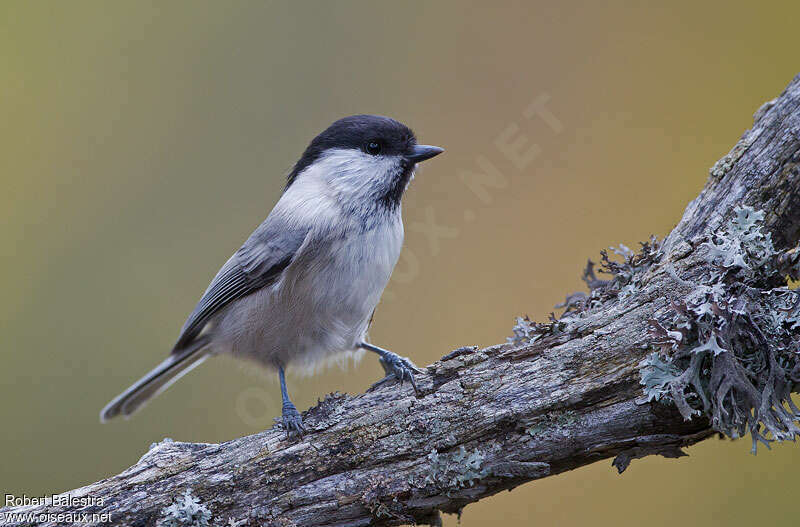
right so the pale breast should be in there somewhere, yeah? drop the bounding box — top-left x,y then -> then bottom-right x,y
297,216 -> 404,339
214,214 -> 404,371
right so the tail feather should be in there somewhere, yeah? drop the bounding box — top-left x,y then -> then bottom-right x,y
100,339 -> 211,422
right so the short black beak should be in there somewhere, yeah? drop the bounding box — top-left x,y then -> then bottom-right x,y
408,144 -> 444,163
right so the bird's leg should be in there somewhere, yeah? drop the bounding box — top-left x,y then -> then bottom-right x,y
278,366 -> 305,438
358,342 -> 424,393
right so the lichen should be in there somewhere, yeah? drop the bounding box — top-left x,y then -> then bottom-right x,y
525,410 -> 577,436
709,136 -> 753,179
509,204 -> 799,454
639,350 -> 682,403
424,446 -> 489,490
360,476 -> 413,524
555,237 -> 663,317
506,314 -> 567,346
159,489 -> 212,527
507,316 -> 543,345
704,206 -> 775,277
641,206 -> 800,453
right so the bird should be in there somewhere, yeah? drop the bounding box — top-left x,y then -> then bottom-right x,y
100,114 -> 444,436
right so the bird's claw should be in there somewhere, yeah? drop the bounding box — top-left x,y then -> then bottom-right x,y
281,401 -> 305,439
374,352 -> 424,393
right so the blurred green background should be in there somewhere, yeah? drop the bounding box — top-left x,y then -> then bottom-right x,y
2,1 -> 800,525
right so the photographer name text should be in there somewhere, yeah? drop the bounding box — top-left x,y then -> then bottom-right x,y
5,493 -> 105,507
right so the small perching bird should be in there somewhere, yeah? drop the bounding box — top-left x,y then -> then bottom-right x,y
100,115 -> 443,436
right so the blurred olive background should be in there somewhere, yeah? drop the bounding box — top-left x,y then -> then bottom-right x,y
2,1 -> 800,525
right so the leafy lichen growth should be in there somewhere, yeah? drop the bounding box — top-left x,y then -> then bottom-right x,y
705,206 -> 775,276
641,206 -> 800,453
159,489 -> 212,527
424,446 -> 489,490
709,136 -> 753,179
509,205 -> 800,454
525,410 -> 578,436
639,352 -> 682,402
507,316 -> 563,346
508,237 -> 662,345
507,316 -> 540,346
557,237 -> 663,316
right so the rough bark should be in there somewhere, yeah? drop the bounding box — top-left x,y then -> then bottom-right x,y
3,74 -> 800,527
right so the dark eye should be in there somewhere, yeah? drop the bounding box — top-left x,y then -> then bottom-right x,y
365,141 -> 382,155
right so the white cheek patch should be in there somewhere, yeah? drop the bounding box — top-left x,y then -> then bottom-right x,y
303,149 -> 403,200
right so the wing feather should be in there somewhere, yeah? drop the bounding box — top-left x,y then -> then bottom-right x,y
172,214 -> 308,351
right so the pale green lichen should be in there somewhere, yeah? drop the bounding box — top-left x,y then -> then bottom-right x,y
704,206 -> 775,277
507,316 -> 543,346
511,204 -> 799,454
159,489 -> 212,527
641,206 -> 800,453
639,351 -> 685,403
709,136 -> 753,179
525,410 -> 578,436
507,315 -> 567,346
509,237 -> 661,345
554,237 -> 663,318
424,446 -> 489,490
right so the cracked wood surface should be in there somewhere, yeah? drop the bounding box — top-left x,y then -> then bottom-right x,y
2,74 -> 800,527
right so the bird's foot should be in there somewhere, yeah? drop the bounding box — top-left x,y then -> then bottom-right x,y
281,401 -> 305,439
372,352 -> 424,393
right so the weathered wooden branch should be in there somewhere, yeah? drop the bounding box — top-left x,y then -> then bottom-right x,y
3,74 -> 800,527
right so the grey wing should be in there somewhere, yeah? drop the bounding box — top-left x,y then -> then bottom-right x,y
172,215 -> 309,351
